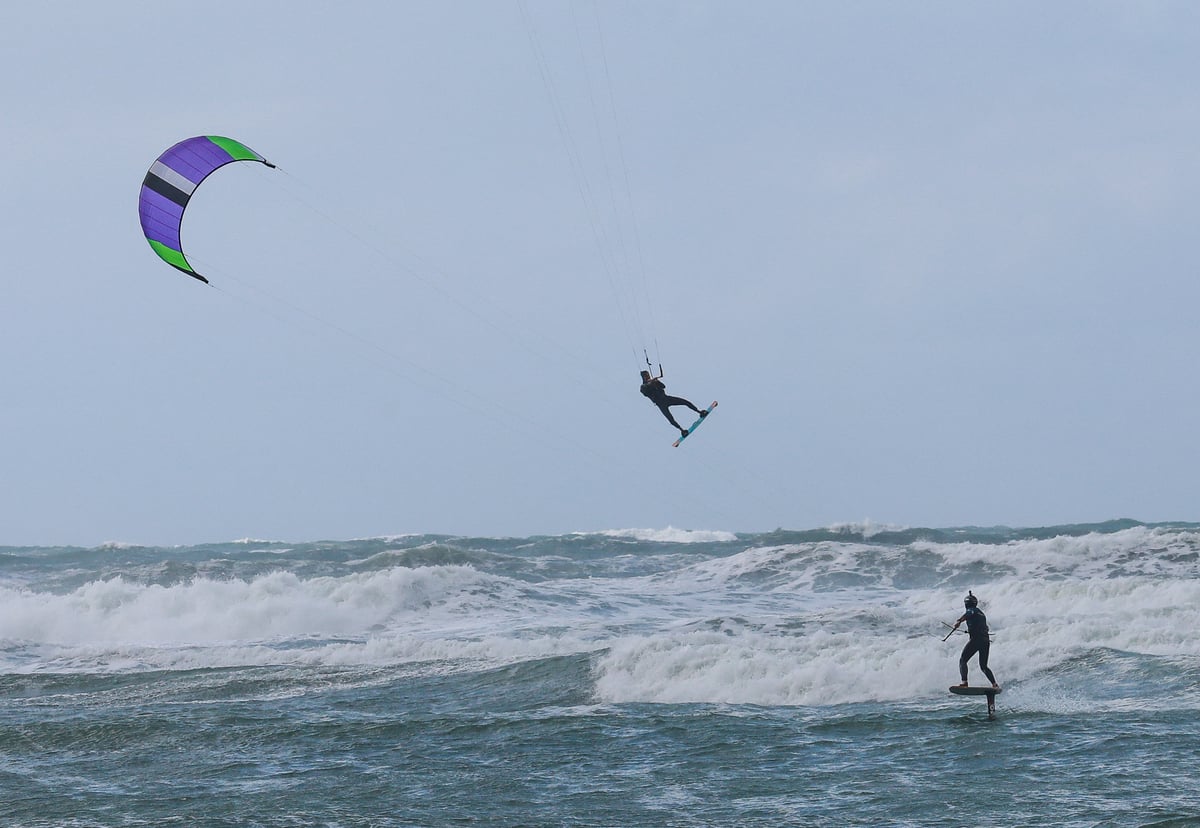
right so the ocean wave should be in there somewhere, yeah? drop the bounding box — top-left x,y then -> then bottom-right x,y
0,564 -> 503,649
593,527 -> 739,544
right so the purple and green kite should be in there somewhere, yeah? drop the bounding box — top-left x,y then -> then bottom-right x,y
138,136 -> 275,283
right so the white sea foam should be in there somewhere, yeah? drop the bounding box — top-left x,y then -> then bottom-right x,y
349,533 -> 425,542
825,521 -> 909,538
912,525 -> 1200,580
594,527 -> 738,543
592,625 -> 952,706
1,565 -> 499,650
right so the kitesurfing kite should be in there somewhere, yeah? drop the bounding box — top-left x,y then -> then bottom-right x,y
138,136 -> 275,283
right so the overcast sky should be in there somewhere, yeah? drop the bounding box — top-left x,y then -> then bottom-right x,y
3,2 -> 1198,546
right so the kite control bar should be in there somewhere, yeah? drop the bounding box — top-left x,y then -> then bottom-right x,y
644,349 -> 662,379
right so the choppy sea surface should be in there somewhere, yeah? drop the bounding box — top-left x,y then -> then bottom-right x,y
2,520 -> 1199,827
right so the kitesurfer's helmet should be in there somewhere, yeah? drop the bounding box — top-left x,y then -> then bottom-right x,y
640,370 -> 652,381
964,591 -> 978,608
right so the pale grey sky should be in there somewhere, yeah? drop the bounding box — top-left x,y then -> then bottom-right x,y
3,2 -> 1198,545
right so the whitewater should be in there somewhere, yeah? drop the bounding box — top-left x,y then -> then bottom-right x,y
2,521 -> 1199,826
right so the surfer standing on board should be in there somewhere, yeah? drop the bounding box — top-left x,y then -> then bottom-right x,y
640,369 -> 705,439
949,591 -> 999,689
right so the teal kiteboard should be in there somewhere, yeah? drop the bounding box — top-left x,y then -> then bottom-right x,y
673,401 -> 718,447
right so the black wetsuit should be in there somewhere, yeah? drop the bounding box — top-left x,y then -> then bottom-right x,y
959,606 -> 997,685
640,378 -> 700,430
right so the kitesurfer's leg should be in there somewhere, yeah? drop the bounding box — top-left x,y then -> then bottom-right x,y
662,395 -> 702,415
977,641 -> 998,687
958,640 -> 979,685
656,403 -> 685,431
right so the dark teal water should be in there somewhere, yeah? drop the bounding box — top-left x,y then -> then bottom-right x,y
3,523 -> 1199,826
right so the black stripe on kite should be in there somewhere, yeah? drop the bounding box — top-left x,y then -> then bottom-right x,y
142,171 -> 191,207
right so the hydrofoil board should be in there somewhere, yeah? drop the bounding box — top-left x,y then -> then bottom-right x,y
950,684 -> 1001,719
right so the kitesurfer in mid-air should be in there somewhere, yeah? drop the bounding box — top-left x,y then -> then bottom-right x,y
640,369 -> 705,439
948,591 -> 999,689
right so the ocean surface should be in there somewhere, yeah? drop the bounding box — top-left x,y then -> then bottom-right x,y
2,520 -> 1199,827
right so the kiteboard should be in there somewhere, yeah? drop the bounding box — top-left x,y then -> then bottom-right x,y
673,401 -> 718,447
